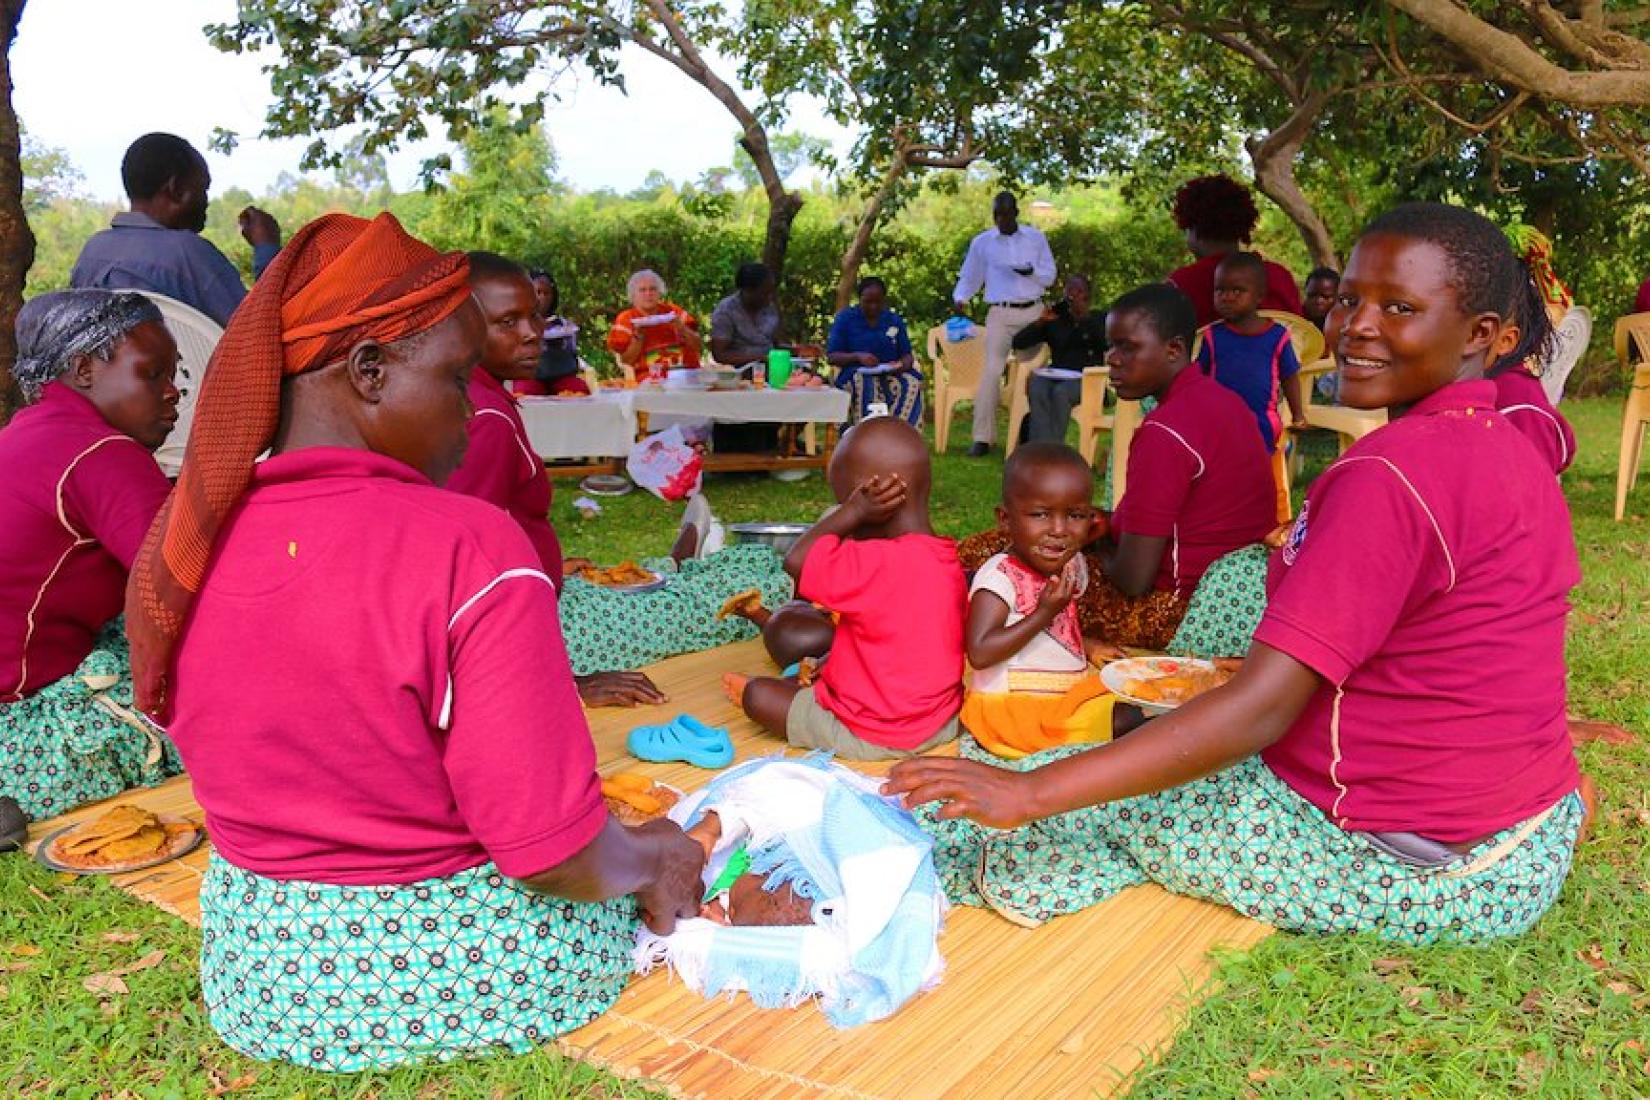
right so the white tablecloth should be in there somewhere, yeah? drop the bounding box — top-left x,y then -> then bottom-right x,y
632,386 -> 849,423
517,392 -> 637,459
516,386 -> 851,460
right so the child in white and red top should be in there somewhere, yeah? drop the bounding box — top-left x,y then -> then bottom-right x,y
961,443 -> 1116,759
891,202 -> 1586,945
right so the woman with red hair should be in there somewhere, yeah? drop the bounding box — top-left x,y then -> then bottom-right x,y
1167,174 -> 1302,329
130,213 -> 704,1070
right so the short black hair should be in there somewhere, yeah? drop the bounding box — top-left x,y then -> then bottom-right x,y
121,133 -> 204,202
1172,174 -> 1258,242
466,250 -> 529,282
1305,266 -> 1340,285
856,275 -> 887,297
994,190 -> 1017,210
1215,251 -> 1267,287
735,262 -> 771,290
1109,284 -> 1197,350
1358,202 -> 1519,317
1002,442 -> 1092,503
1489,260 -> 1558,378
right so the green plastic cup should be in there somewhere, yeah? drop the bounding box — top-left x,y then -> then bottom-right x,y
767,348 -> 793,389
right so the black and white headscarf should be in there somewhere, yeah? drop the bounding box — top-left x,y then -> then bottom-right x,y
13,289 -> 164,403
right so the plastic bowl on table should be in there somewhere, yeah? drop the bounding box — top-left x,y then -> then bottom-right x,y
727,522 -> 810,556
663,368 -> 710,391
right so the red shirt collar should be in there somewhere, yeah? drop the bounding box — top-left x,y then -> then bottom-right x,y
1154,363 -> 1203,407
38,380 -> 114,426
252,447 -> 433,490
1399,378 -> 1497,420
470,367 -> 519,406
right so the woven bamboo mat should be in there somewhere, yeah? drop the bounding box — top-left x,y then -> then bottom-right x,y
25,637 -> 1272,1096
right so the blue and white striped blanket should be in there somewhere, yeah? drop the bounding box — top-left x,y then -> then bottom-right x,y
634,755 -> 947,1028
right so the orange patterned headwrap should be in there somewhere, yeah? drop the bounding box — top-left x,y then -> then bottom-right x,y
125,213 -> 473,717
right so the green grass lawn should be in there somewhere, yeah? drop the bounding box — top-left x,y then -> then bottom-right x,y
3,399 -> 1647,1098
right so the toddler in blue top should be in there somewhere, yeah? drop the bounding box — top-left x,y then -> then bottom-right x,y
1195,251 -> 1307,452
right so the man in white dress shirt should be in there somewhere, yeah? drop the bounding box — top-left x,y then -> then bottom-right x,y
951,191 -> 1056,455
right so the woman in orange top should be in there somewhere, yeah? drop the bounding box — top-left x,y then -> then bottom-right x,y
606,268 -> 700,382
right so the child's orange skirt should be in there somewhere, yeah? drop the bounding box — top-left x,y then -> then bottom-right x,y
961,673 -> 1115,760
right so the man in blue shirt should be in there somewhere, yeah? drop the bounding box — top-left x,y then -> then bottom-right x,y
71,133 -> 281,328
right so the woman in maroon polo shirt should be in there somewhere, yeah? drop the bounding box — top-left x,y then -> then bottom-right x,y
1166,174 -> 1302,329
0,290 -> 182,823
892,203 -> 1585,945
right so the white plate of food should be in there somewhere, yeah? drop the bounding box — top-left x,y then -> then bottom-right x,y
573,561 -> 668,592
1100,656 -> 1232,716
35,804 -> 202,875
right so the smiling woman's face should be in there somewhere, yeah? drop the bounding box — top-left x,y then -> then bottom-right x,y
1326,233 -> 1500,412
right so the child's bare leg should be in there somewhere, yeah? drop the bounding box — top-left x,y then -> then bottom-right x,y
762,602 -> 836,667
723,673 -> 802,738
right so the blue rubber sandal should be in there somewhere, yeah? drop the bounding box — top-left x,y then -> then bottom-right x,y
627,714 -> 735,769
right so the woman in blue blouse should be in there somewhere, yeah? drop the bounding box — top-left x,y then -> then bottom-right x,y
825,276 -> 922,426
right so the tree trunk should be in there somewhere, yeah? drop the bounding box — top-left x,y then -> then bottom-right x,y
834,152 -> 909,310
636,0 -> 803,285
1247,90 -> 1340,270
0,0 -> 32,424
759,186 -> 803,286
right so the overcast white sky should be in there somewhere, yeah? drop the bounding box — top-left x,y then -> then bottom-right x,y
12,0 -> 851,201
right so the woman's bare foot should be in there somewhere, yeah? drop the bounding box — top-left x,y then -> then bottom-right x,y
722,672 -> 749,709
717,588 -> 769,624
1576,773 -> 1598,848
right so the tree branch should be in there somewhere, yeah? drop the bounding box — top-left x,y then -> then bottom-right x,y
1517,0 -> 1624,70
1382,0 -> 1650,107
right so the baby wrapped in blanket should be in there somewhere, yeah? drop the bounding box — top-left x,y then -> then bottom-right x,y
636,755 -> 947,1028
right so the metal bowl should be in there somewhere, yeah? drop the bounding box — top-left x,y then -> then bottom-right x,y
727,522 -> 810,555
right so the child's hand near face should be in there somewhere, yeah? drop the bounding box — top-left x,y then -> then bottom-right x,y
844,473 -> 908,527
1035,568 -> 1077,619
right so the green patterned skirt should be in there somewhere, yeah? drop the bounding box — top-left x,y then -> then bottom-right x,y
558,544 -> 792,676
920,739 -> 1582,945
0,618 -> 181,820
1166,543 -> 1271,659
199,856 -> 639,1072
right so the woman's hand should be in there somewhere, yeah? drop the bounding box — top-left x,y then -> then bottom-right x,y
858,351 -> 880,367
1083,637 -> 1127,666
883,757 -> 1039,830
562,557 -> 595,577
576,671 -> 668,708
633,818 -> 708,934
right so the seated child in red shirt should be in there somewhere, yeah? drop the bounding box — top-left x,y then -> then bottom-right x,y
961,443 -> 1117,759
723,418 -> 966,761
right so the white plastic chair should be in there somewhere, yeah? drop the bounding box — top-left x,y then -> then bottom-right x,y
1540,305 -> 1590,405
139,292 -> 224,478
